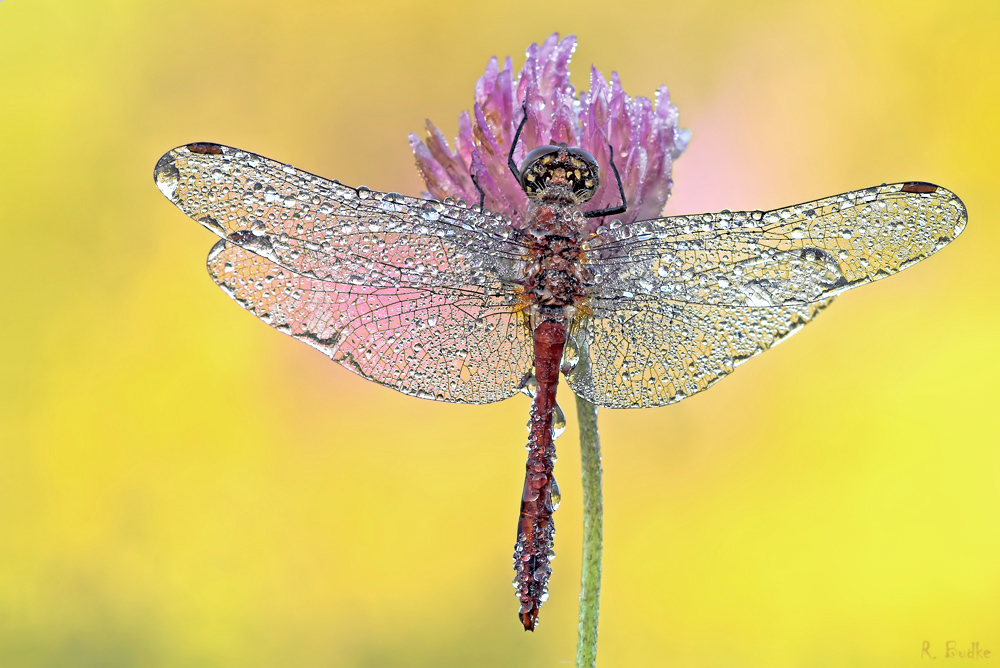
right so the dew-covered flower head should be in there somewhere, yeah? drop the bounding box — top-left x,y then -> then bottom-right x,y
409,33 -> 690,230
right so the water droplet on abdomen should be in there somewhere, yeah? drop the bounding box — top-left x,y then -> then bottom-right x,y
551,402 -> 566,439
561,336 -> 579,375
550,478 -> 561,510
519,374 -> 538,398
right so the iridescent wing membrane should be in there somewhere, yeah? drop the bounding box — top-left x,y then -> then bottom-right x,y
569,183 -> 967,407
154,144 -> 533,403
155,144 -> 966,409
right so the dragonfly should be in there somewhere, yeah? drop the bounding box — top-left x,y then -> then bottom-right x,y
154,115 -> 966,631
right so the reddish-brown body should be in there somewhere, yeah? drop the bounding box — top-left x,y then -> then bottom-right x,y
513,317 -> 566,630
512,195 -> 594,630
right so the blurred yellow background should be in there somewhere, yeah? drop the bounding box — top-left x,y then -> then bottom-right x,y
1,1 -> 997,666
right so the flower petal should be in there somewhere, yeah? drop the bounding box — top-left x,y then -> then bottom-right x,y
410,33 -> 688,226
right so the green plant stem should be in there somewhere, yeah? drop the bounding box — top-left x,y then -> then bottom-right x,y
575,395 -> 603,668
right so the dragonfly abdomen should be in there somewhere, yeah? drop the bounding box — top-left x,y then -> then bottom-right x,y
513,313 -> 567,631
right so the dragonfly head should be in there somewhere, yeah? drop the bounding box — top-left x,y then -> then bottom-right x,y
519,144 -> 600,204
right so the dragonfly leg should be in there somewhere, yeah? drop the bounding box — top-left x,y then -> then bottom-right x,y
508,102 -> 529,182
471,172 -> 485,211
583,143 -> 627,219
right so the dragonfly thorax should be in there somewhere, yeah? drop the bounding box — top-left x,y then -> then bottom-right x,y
519,144 -> 600,204
522,234 -> 592,308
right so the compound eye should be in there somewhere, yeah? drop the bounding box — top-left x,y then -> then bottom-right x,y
518,145 -> 601,202
518,145 -> 561,198
563,149 -> 600,203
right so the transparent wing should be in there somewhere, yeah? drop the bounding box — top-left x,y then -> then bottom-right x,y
154,143 -> 533,404
206,240 -> 533,404
568,182 -> 965,408
583,182 -> 967,307
153,142 -> 529,289
565,299 -> 832,408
